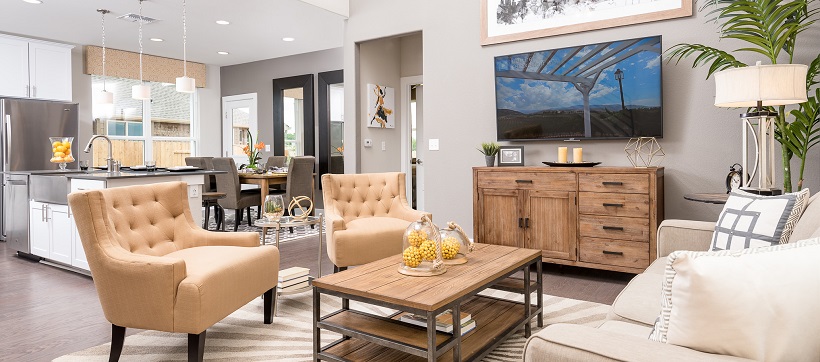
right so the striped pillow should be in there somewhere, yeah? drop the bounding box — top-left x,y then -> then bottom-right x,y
709,189 -> 809,251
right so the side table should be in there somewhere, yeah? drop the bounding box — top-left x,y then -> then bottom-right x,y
255,214 -> 324,282
683,193 -> 728,205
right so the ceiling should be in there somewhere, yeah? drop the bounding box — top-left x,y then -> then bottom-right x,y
0,0 -> 346,66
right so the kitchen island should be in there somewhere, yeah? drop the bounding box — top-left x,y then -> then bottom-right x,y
4,169 -> 223,274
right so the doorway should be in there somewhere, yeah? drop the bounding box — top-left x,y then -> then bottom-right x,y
401,76 -> 423,210
222,93 -> 257,165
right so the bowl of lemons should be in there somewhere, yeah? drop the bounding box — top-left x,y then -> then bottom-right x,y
49,137 -> 75,170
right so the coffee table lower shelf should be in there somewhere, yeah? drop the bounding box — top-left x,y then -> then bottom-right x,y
318,294 -> 536,362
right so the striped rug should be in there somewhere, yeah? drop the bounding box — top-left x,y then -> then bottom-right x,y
55,289 -> 608,361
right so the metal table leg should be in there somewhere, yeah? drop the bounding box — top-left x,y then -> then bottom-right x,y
427,310 -> 436,362
524,263 -> 532,337
317,214 -> 323,278
537,260 -> 543,327
313,288 -> 321,362
452,303 -> 462,362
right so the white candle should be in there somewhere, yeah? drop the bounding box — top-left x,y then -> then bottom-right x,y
558,147 -> 568,163
573,148 -> 583,163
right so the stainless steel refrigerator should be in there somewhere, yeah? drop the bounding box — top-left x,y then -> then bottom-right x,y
1,98 -> 78,247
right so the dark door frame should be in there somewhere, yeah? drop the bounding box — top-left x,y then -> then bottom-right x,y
272,74 -> 315,156
318,69 -> 344,178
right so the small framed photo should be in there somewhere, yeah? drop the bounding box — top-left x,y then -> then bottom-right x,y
498,146 -> 524,166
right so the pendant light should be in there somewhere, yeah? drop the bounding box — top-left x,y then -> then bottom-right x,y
131,0 -> 151,100
96,9 -> 114,104
175,0 -> 195,93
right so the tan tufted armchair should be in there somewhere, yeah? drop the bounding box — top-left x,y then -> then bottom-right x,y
68,182 -> 279,362
321,172 -> 431,270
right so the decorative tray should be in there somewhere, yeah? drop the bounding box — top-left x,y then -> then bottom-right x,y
542,161 -> 601,167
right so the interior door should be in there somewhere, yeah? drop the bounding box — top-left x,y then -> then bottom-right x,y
0,37 -> 29,98
222,94 -> 258,165
526,190 -> 577,260
414,85 -> 425,210
478,188 -> 523,247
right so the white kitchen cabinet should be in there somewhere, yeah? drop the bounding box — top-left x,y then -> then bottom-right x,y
28,201 -> 88,270
29,201 -> 50,257
72,225 -> 88,270
49,204 -> 73,265
0,34 -> 73,101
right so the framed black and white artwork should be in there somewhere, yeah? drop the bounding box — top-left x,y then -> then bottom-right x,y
498,146 -> 524,166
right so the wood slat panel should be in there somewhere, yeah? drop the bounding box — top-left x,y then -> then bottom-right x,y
578,173 -> 649,194
579,238 -> 650,269
578,192 -> 650,218
526,190 -> 576,261
579,215 -> 650,242
92,139 -> 143,167
323,311 -> 451,349
478,189 -> 522,247
476,171 -> 576,191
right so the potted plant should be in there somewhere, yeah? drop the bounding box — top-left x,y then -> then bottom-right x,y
241,131 -> 265,172
666,0 -> 820,192
478,142 -> 500,167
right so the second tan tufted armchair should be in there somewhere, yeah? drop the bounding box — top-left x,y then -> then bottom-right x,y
321,172 -> 431,270
68,182 -> 279,362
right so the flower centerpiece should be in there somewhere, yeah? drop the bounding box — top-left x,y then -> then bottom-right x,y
243,132 -> 265,170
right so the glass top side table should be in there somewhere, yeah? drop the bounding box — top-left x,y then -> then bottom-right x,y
255,214 -> 324,279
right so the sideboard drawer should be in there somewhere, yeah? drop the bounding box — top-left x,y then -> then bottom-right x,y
578,192 -> 650,218
578,173 -> 649,194
579,238 -> 650,269
579,215 -> 650,242
476,171 -> 576,191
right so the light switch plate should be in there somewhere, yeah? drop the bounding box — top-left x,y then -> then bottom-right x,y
381,141 -> 386,151
188,186 -> 199,198
364,139 -> 373,147
429,139 -> 439,151
265,144 -> 271,151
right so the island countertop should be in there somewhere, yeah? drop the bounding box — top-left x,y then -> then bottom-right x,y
6,169 -> 224,179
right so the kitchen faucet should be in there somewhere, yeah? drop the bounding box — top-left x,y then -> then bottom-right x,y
83,135 -> 117,171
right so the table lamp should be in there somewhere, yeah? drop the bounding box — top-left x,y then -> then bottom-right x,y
714,61 -> 808,195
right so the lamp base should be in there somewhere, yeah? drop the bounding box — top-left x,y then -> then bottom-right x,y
739,187 -> 783,196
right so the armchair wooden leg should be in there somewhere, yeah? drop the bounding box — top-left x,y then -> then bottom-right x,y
188,330 -> 206,362
109,324 -> 125,362
264,288 -> 276,323
234,209 -> 242,232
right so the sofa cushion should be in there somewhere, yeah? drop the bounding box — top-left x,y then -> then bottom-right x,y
330,217 -> 411,267
644,257 -> 666,275
788,192 -> 820,242
710,189 -> 809,251
598,320 -> 654,339
607,272 -> 661,326
649,238 -> 820,361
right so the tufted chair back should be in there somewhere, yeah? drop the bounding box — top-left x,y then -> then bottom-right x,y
322,172 -> 411,223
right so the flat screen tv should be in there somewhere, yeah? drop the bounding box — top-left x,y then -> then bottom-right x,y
494,35 -> 663,141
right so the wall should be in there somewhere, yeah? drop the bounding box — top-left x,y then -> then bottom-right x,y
344,0 -> 820,236
220,47 -> 344,156
400,34 -> 423,78
198,64 -> 222,157
358,37 -> 403,173
71,47 -> 92,161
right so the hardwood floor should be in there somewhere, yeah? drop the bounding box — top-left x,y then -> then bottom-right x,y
0,232 -> 632,361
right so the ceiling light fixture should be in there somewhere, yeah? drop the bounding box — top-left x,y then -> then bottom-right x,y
215,20 -> 230,25
132,0 -> 151,100
96,9 -> 113,105
282,37 -> 295,42
22,0 -> 43,4
150,38 -> 163,42
175,0 -> 195,93
217,51 -> 229,55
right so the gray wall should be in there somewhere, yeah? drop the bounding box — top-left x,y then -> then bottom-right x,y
71,47 -> 92,162
220,47 -> 344,157
198,64 -> 222,157
359,37 -> 402,173
344,0 -> 820,237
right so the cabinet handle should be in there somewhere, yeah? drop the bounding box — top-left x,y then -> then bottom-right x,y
32,86 -> 36,97
602,226 -> 624,231
525,218 -> 530,228
25,85 -> 30,97
515,179 -> 533,183
603,203 -> 624,207
602,181 -> 623,186
602,250 -> 624,256
44,205 -> 49,222
518,217 -> 523,228
41,205 -> 45,222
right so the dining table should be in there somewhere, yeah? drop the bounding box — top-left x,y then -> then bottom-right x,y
237,171 -> 316,207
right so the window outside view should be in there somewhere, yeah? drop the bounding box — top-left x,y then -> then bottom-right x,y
283,87 -> 304,157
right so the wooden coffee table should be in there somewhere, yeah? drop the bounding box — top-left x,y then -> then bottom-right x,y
312,243 -> 543,362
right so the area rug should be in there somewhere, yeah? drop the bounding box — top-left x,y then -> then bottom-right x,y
201,209 -> 325,245
55,290 -> 608,361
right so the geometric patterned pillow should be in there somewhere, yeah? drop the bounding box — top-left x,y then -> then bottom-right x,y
710,188 -> 810,251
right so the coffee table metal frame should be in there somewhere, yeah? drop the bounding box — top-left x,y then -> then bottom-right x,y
312,252 -> 543,362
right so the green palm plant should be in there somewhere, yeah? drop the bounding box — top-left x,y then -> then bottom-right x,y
666,0 -> 820,192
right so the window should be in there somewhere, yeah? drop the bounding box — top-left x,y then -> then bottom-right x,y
283,87 -> 304,156
91,76 -> 196,167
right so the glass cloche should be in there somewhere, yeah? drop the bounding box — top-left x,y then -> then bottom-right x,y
399,215 -> 446,276
439,221 -> 474,265
49,137 -> 75,170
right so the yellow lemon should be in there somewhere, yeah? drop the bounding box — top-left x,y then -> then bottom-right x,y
54,152 -> 65,158
52,141 -> 61,148
55,145 -> 66,153
61,141 -> 71,148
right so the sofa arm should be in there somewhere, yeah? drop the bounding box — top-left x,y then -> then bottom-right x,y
524,324 -> 751,362
185,227 -> 259,248
657,219 -> 715,258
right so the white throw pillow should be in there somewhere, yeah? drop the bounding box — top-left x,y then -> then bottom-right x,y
649,238 -> 820,361
710,188 -> 809,251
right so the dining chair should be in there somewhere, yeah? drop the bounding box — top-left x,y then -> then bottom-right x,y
212,157 -> 262,232
186,157 -> 226,230
266,156 -> 287,169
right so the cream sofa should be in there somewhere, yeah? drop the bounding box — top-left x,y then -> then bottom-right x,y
523,194 -> 820,361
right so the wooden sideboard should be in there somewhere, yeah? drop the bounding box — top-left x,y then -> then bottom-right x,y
473,166 -> 664,273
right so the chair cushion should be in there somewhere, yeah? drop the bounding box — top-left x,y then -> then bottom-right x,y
331,217 -> 411,267
644,257 -> 666,275
788,192 -> 820,242
167,245 -> 278,334
598,320 -> 654,339
607,272 -> 661,327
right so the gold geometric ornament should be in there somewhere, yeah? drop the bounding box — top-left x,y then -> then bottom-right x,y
287,196 -> 314,221
624,137 -> 665,168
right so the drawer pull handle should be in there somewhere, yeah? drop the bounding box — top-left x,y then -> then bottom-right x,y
515,179 -> 533,183
603,203 -> 624,207
602,250 -> 624,256
602,181 -> 624,186
603,226 -> 624,231
525,218 -> 529,228
519,217 -> 523,228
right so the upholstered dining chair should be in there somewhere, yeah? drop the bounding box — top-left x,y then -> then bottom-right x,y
266,156 -> 287,169
185,157 -> 226,230
321,172 -> 430,271
68,182 -> 279,362
212,157 -> 262,231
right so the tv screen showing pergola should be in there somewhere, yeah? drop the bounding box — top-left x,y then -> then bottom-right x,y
494,35 -> 663,141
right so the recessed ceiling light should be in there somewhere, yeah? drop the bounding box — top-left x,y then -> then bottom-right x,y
23,0 -> 43,4
282,37 -> 295,42
217,51 -> 229,55
215,20 -> 230,25
150,38 -> 163,42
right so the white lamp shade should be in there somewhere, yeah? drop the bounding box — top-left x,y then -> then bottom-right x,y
714,63 -> 808,108
96,90 -> 114,104
175,76 -> 196,93
132,84 -> 151,100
